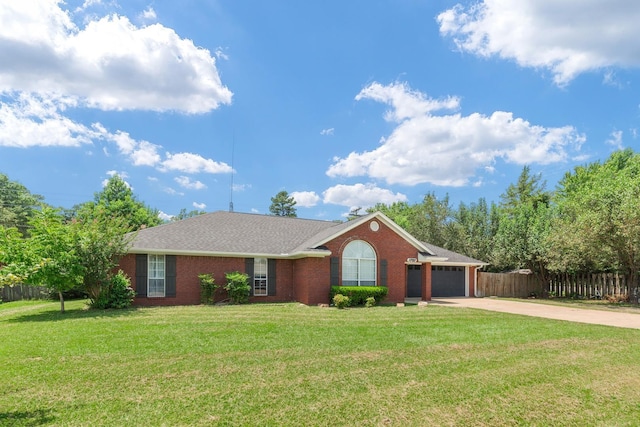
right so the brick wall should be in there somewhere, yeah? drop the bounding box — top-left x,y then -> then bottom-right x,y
122,254 -> 295,306
322,219 -> 420,303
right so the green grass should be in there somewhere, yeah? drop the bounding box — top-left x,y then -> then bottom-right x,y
2,300 -> 640,426
504,296 -> 640,314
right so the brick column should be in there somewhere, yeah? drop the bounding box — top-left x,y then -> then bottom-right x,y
422,262 -> 432,301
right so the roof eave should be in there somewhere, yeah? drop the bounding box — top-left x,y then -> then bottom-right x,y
127,248 -> 332,259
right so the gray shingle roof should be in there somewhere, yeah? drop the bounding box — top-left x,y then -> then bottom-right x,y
128,210 -> 487,265
129,211 -> 341,257
421,242 -> 488,265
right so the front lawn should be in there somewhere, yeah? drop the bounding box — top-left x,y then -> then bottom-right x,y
1,300 -> 640,426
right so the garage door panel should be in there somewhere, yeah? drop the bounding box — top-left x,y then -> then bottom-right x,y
432,267 -> 465,297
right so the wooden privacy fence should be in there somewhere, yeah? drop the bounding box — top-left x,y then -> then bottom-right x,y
1,285 -> 49,302
477,271 -> 639,301
548,272 -> 637,299
477,272 -> 543,297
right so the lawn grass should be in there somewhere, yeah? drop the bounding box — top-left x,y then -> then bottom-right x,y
503,296 -> 640,314
2,300 -> 640,426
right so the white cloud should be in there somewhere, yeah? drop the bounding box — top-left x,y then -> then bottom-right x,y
437,1 -> 640,86
323,183 -> 407,211
161,152 -> 233,174
0,93 -> 97,147
232,183 -> 251,192
291,191 -> 320,208
327,82 -> 584,187
158,211 -> 172,221
0,1 -> 232,113
214,47 -> 229,61
193,201 -> 206,210
163,187 -> 184,196
606,130 -> 624,150
139,7 -> 157,23
175,176 -> 207,190
320,128 -> 334,136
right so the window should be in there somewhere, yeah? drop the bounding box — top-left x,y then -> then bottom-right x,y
253,257 -> 268,296
148,254 -> 165,297
342,240 -> 376,286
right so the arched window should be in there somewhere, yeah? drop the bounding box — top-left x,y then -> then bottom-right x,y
342,240 -> 376,286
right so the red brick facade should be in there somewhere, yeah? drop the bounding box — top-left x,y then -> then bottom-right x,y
121,217 -> 477,306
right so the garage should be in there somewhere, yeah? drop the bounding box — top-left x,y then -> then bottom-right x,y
431,265 -> 466,297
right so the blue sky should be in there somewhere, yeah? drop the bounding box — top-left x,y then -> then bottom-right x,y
1,1 -> 639,220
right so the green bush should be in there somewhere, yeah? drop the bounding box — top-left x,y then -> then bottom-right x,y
224,271 -> 251,304
329,286 -> 388,306
199,273 -> 218,304
91,271 -> 135,309
333,294 -> 350,309
365,296 -> 376,308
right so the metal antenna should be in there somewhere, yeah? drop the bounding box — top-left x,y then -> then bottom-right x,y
229,133 -> 235,212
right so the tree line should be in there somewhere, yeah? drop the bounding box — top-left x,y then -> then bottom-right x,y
370,149 -> 640,288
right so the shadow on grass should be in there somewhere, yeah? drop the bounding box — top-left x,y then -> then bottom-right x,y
0,408 -> 55,426
5,306 -> 141,323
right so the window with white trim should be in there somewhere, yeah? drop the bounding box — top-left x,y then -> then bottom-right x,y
342,240 -> 376,286
148,254 -> 166,297
253,257 -> 268,296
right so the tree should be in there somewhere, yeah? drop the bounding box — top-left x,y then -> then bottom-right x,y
75,176 -> 162,230
0,173 -> 45,235
171,208 -> 206,221
453,198 -> 500,264
547,149 -> 640,286
492,166 -> 552,283
269,191 -> 297,217
23,208 -> 84,312
70,208 -> 135,303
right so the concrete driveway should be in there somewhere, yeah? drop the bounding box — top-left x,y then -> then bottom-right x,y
431,297 -> 640,330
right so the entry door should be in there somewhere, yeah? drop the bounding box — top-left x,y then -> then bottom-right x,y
406,265 -> 422,297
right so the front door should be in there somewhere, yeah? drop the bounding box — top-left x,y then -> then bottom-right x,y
406,264 -> 422,297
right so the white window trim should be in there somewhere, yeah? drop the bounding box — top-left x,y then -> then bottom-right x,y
148,254 -> 166,298
253,257 -> 268,296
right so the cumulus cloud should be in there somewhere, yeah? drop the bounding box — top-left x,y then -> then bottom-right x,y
320,128 -> 335,136
158,211 -> 173,221
161,152 -> 233,174
0,93 -> 97,147
193,202 -> 207,210
437,1 -> 640,85
291,191 -> 320,208
323,183 -> 407,210
0,1 -> 232,113
175,176 -> 207,190
327,82 -> 584,186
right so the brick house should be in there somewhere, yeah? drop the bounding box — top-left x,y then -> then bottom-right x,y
118,211 -> 486,306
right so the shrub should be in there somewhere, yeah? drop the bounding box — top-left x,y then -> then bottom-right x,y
224,271 -> 251,304
329,286 -> 388,306
333,294 -> 350,309
91,271 -> 135,309
365,296 -> 376,308
199,273 -> 218,304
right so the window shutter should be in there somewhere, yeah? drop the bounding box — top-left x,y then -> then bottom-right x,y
165,255 -> 177,297
245,258 -> 254,296
268,259 -> 277,296
380,259 -> 388,287
135,254 -> 147,297
330,257 -> 339,286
